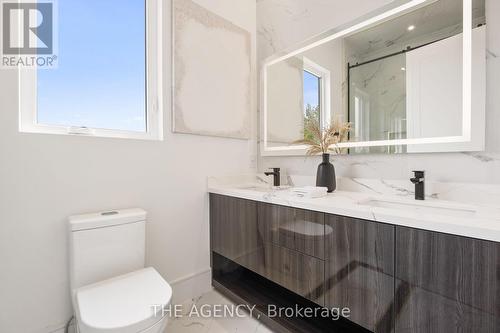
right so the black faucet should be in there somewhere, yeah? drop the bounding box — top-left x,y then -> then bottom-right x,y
264,168 -> 281,187
410,171 -> 425,200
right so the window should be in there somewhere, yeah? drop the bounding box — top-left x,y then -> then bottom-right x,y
19,0 -> 162,140
302,57 -> 330,136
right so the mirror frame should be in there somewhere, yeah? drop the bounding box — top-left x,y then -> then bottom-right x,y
260,0 -> 474,156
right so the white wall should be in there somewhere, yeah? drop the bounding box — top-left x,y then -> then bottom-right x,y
0,0 -> 257,332
258,0 -> 500,184
267,58 -> 304,144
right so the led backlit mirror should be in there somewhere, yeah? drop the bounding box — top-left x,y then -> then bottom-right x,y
261,0 -> 486,156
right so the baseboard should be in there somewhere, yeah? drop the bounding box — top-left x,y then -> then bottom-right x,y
170,268 -> 212,304
47,321 -> 76,333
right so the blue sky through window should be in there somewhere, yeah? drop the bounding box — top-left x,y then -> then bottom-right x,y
37,0 -> 146,132
303,70 -> 320,113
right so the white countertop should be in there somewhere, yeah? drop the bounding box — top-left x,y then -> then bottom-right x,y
208,183 -> 500,243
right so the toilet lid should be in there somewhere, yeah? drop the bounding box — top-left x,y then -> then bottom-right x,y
75,267 -> 172,333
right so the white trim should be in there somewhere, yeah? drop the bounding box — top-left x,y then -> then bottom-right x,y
169,268 -> 212,304
169,268 -> 211,285
261,0 -> 475,156
462,0 -> 472,142
45,323 -> 76,333
18,0 -> 163,141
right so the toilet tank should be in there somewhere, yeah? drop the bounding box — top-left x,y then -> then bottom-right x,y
69,209 -> 146,291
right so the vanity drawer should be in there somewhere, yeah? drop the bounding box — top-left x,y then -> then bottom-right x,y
262,242 -> 325,306
258,202 -> 325,259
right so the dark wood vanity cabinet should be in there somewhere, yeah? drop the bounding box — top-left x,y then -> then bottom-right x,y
210,195 -> 325,305
395,227 -> 500,333
210,194 -> 500,333
325,214 -> 396,332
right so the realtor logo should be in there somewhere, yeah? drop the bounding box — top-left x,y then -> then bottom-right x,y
3,2 -> 53,54
1,0 -> 57,68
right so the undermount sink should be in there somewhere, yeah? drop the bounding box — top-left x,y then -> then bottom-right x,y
237,185 -> 291,192
238,186 -> 272,192
358,198 -> 477,218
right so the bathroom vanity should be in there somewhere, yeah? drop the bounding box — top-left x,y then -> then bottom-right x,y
210,0 -> 498,331
208,186 -> 500,333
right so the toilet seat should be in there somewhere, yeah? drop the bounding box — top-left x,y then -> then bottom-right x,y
74,267 -> 172,333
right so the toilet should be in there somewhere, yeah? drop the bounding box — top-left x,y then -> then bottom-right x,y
69,209 -> 172,333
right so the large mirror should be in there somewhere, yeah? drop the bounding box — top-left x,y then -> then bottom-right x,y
261,0 -> 486,156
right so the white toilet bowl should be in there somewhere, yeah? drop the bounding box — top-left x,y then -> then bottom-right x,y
74,267 -> 172,333
68,209 -> 173,333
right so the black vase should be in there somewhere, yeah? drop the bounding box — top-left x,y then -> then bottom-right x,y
316,153 -> 336,193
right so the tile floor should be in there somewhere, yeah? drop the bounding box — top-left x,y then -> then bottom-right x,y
165,290 -> 274,332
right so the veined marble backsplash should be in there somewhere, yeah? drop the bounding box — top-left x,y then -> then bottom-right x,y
208,173 -> 500,207
290,175 -> 500,206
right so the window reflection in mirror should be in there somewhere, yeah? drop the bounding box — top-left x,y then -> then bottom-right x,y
303,70 -> 320,141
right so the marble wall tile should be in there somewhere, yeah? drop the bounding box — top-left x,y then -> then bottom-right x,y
333,177 -> 500,206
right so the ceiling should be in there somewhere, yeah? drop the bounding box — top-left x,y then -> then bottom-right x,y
345,0 -> 486,60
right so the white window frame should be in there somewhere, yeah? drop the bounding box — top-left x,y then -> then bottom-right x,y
303,57 -> 331,130
18,0 -> 163,140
